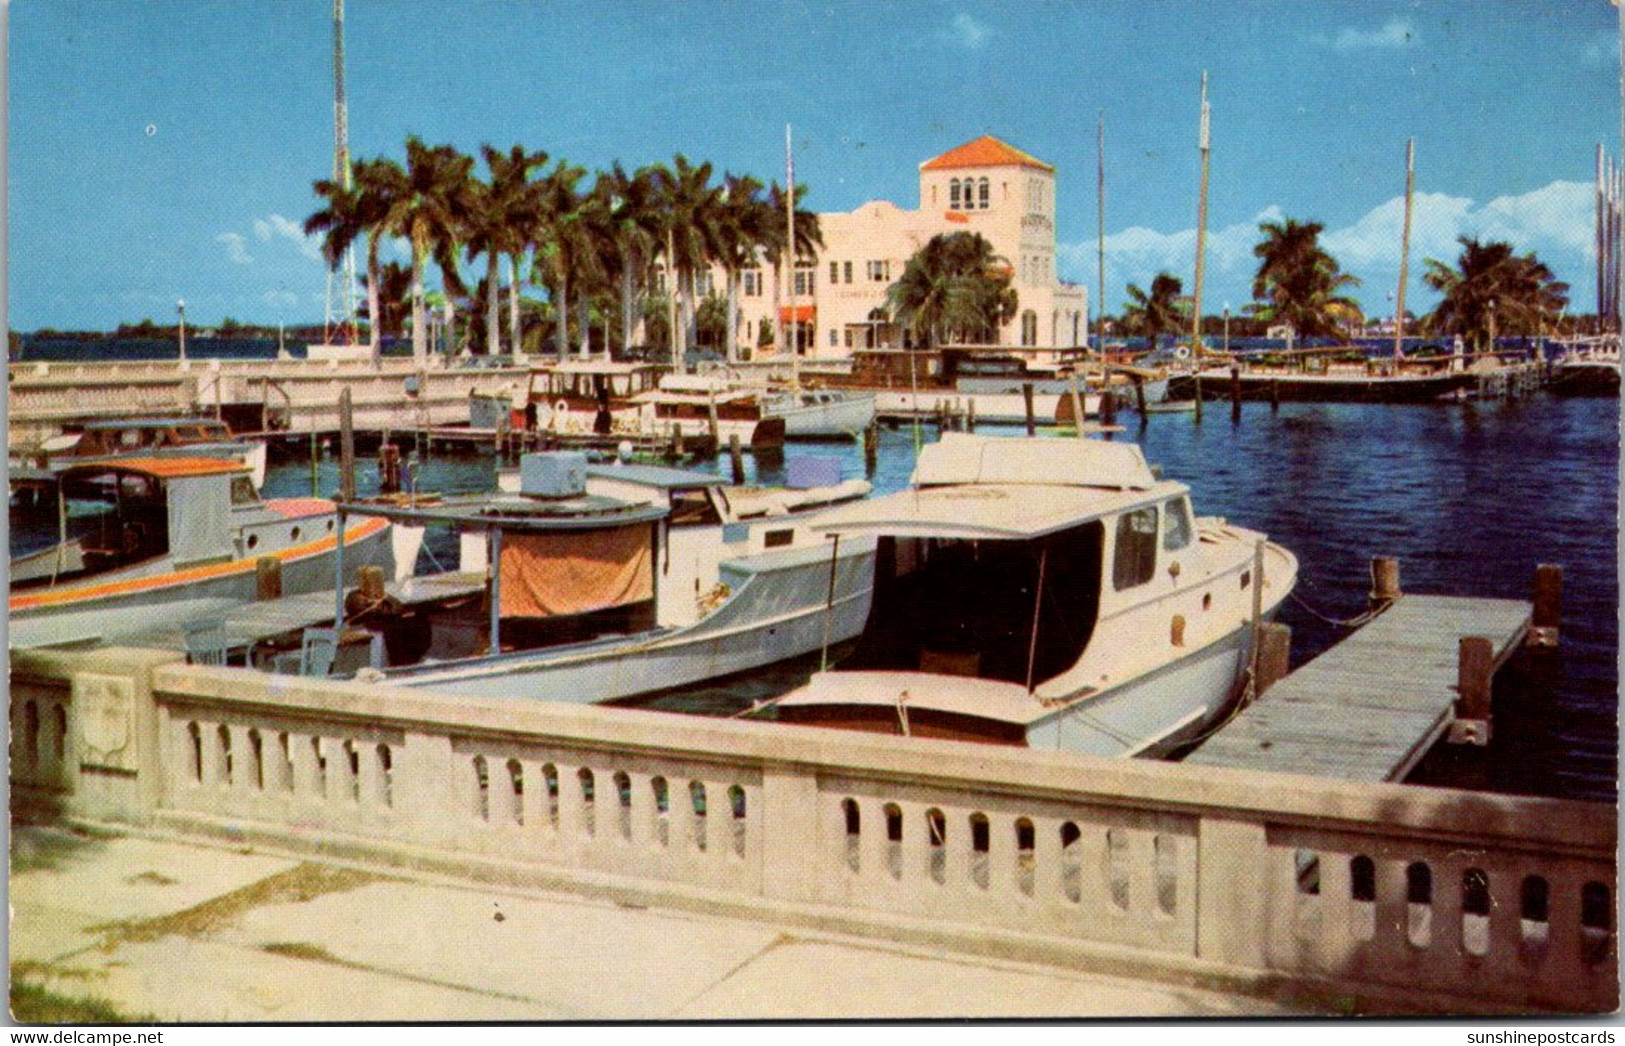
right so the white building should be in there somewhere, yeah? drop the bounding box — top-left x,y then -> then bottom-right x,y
674,135 -> 1089,360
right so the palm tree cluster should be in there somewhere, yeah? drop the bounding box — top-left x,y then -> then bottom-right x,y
1423,236 -> 1569,352
305,137 -> 822,364
885,232 -> 1018,348
1121,273 -> 1189,346
1246,218 -> 1363,340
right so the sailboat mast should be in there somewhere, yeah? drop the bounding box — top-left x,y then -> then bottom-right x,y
1190,73 -> 1211,357
1394,139 -> 1414,359
1096,113 -> 1106,354
786,124 -> 800,385
1598,143 -> 1608,325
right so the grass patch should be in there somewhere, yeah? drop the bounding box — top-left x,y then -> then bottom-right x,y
10,977 -> 156,1025
90,862 -> 385,947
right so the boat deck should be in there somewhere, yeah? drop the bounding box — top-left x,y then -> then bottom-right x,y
121,572 -> 486,655
1184,594 -> 1531,782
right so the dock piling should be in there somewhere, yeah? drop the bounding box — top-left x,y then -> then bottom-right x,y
966,398 -> 977,432
255,557 -> 282,601
1229,366 -> 1242,423
1022,383 -> 1036,436
1098,388 -> 1116,438
1269,377 -> 1280,411
1369,556 -> 1402,610
1449,635 -> 1495,746
728,433 -> 746,484
1254,622 -> 1292,695
1530,563 -> 1563,647
862,422 -> 879,475
339,389 -> 356,503
379,443 -> 402,495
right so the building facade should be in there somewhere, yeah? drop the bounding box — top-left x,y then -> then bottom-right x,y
712,135 -> 1088,360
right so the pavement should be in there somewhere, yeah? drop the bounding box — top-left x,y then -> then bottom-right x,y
8,822 -> 1297,1022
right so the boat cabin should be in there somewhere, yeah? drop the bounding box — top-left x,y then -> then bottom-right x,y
11,457 -> 261,588
58,417 -> 242,457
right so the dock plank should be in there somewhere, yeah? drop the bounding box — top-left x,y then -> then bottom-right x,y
1185,594 -> 1529,782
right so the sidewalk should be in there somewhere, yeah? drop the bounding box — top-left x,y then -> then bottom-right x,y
9,823 -> 1297,1021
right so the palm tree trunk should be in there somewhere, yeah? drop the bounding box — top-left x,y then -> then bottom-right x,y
443,297 -> 456,356
485,253 -> 501,357
678,268 -> 695,358
366,239 -> 383,365
578,294 -> 591,358
553,270 -> 569,360
508,255 -> 522,357
620,262 -> 636,354
410,243 -> 427,364
725,267 -> 739,364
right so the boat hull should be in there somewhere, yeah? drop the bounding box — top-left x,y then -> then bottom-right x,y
384,541 -> 876,704
8,517 -> 392,649
1550,363 -> 1621,396
1168,370 -> 1477,403
771,394 -> 876,439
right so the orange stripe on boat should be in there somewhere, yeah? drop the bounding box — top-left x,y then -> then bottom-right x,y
61,456 -> 250,479
9,517 -> 388,610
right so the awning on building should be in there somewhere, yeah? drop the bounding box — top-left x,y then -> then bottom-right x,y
779,305 -> 816,323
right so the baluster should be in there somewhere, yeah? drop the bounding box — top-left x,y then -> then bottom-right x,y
1073,823 -> 1112,914
1031,816 -> 1063,907
987,813 -> 1017,899
627,770 -> 653,855
1126,829 -> 1157,919
857,798 -> 888,887
899,801 -> 931,891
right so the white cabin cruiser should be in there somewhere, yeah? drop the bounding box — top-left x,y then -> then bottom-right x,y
773,433 -> 1298,757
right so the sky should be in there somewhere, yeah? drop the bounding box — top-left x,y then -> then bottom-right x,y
8,0 -> 1622,331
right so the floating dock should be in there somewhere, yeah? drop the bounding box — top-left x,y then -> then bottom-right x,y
1185,594 -> 1532,782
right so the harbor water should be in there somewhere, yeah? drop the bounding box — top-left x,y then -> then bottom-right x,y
28,390 -> 1615,804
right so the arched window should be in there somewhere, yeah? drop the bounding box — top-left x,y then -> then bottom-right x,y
949,179 -> 962,210
978,177 -> 989,209
1021,310 -> 1038,346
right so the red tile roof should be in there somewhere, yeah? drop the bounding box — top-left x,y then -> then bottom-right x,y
920,136 -> 1054,173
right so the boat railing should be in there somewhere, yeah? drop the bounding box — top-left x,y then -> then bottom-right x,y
12,645 -> 1615,1015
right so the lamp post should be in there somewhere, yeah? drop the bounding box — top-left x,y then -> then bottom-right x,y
176,299 -> 187,363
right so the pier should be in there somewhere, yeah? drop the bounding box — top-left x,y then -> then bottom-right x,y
1186,593 -> 1532,782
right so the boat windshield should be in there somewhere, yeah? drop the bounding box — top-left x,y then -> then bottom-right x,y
841,521 -> 1103,686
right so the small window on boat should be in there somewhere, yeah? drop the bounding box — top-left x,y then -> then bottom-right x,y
230,476 -> 259,505
1112,508 -> 1158,591
763,528 -> 793,549
669,489 -> 721,528
1162,497 -> 1193,552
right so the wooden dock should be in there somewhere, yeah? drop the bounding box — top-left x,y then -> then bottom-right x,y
1185,594 -> 1531,782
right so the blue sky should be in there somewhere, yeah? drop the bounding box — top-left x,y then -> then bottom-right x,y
9,0 -> 1621,330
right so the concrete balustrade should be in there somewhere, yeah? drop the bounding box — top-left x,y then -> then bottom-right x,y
10,646 -> 1617,1014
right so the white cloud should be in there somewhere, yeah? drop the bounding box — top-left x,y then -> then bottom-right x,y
1062,180 -> 1596,313
216,232 -> 252,266
263,290 -> 299,309
946,13 -> 988,50
252,213 -> 324,263
1326,17 -> 1414,52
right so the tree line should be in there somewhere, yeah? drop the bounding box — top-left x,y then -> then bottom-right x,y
304,138 -> 822,362
1116,218 -> 1570,352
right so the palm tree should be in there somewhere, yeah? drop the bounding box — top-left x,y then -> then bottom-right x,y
528,160 -> 596,360
650,155 -> 725,366
464,144 -> 548,356
593,163 -> 662,355
1248,217 -> 1364,339
715,173 -> 775,363
359,260 -> 413,340
765,180 -> 823,355
1121,273 -> 1188,346
887,232 -> 1018,348
358,138 -> 473,362
1424,237 -> 1569,353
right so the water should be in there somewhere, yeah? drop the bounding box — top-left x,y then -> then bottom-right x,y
40,393 -> 1620,803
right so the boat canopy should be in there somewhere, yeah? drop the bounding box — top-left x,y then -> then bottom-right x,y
913,433 -> 1156,491
61,456 -> 251,480
810,482 -> 1169,542
585,463 -> 726,490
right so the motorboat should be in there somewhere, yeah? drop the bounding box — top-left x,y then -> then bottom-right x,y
9,456 -> 392,649
759,387 -> 877,440
281,452 -> 876,704
17,416 -> 269,488
1550,338 -> 1621,396
770,433 -> 1298,757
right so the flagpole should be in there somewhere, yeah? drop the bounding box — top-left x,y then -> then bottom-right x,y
1190,72 -> 1211,420
786,123 -> 801,387
1096,112 -> 1106,355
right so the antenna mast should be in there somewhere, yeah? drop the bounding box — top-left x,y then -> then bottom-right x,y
786,124 -> 801,385
1096,113 -> 1106,354
327,0 -> 359,344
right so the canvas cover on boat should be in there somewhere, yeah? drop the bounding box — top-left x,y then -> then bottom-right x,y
498,523 -> 653,617
166,473 -> 235,563
913,432 -> 1156,491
